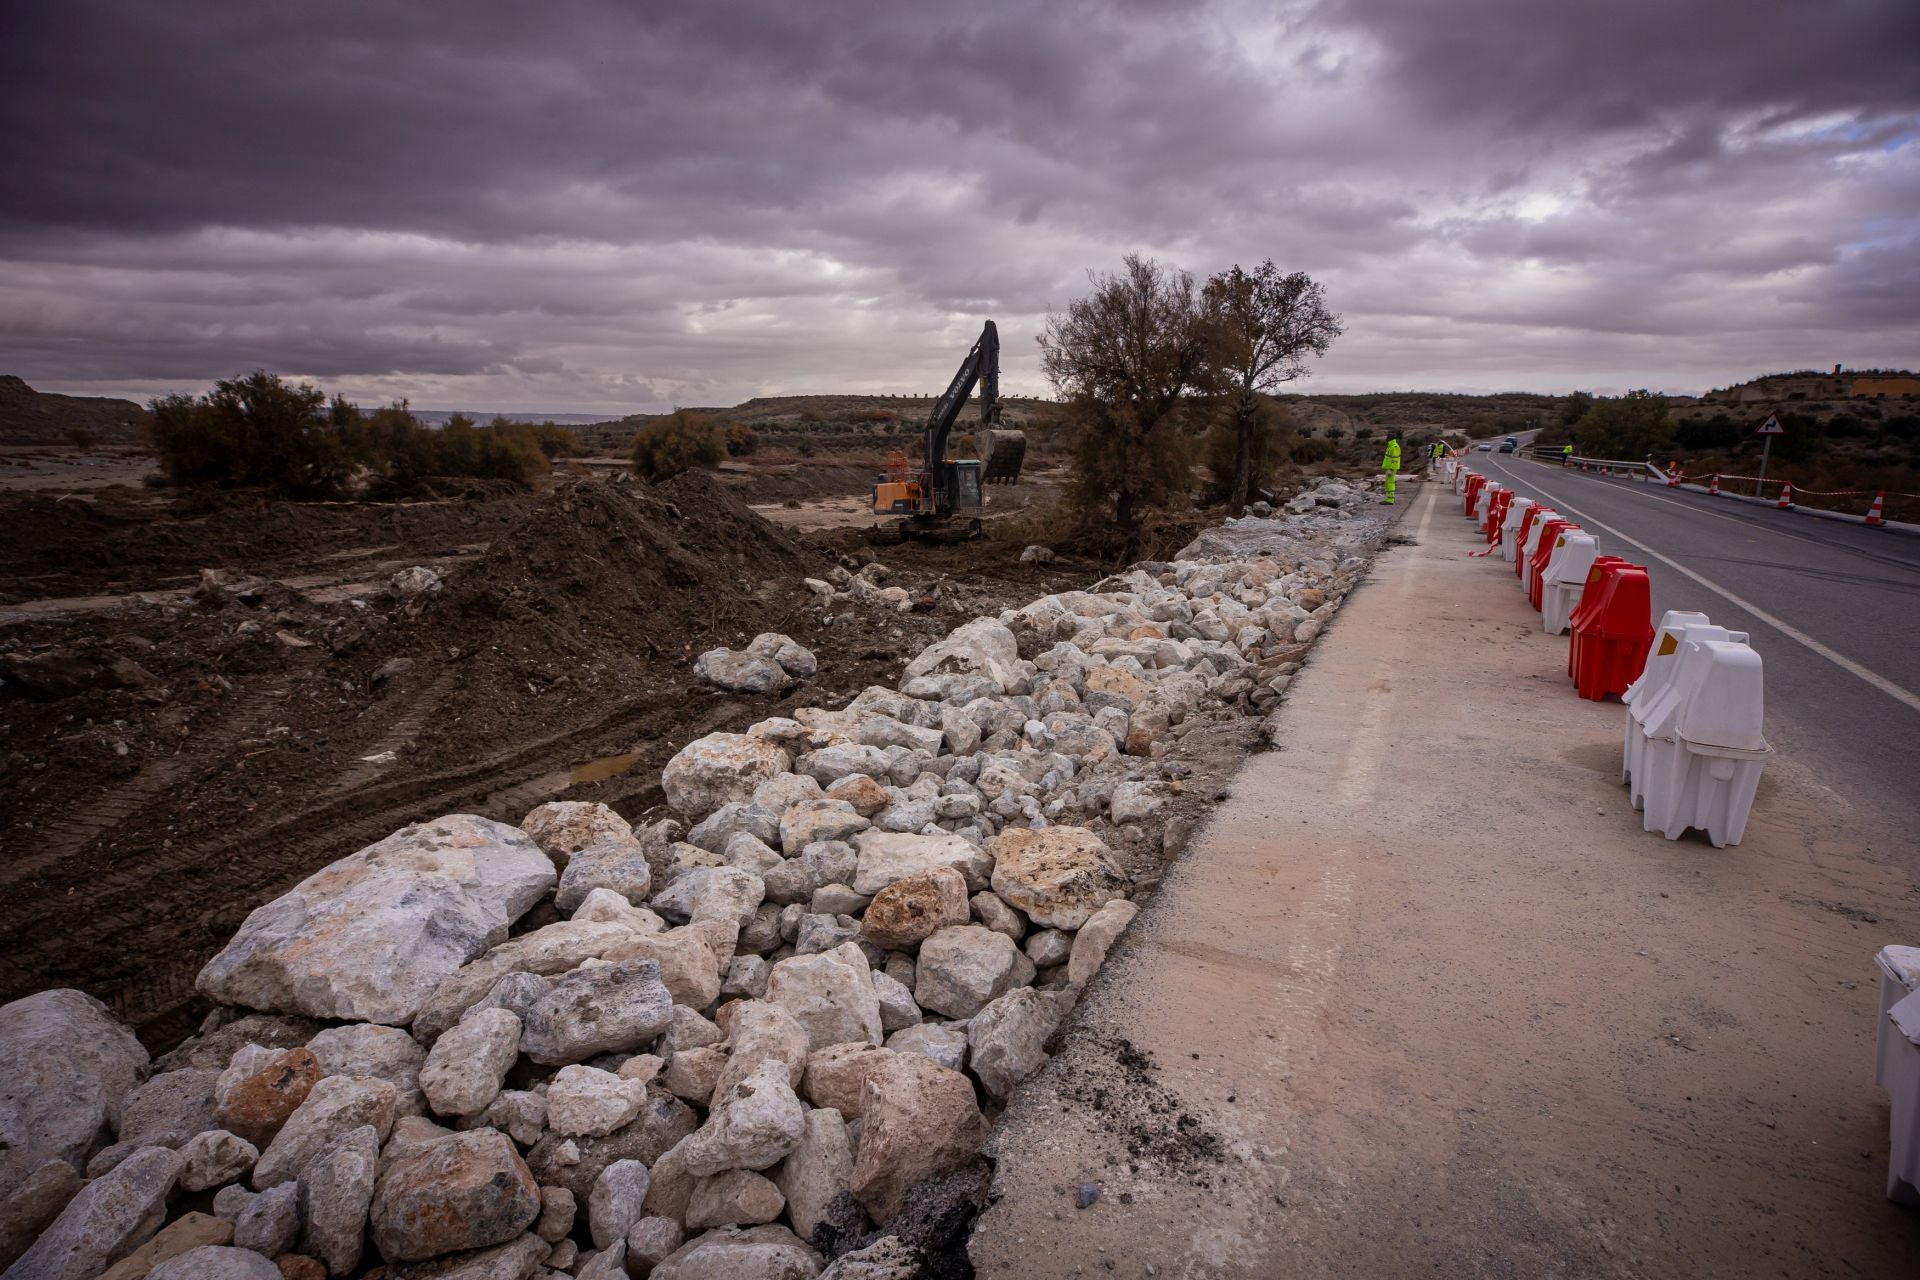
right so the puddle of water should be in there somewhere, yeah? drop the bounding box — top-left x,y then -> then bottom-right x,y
572,751 -> 642,784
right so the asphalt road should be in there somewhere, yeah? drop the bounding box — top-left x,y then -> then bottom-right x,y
1474,451 -> 1920,855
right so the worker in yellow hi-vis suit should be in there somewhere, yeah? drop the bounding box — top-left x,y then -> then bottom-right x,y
1381,432 -> 1401,505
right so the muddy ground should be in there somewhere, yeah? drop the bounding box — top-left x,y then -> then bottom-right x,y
0,456 -> 1195,1052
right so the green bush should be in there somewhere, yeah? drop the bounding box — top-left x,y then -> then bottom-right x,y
1289,435 -> 1336,465
632,409 -> 727,482
1201,398 -> 1288,500
725,423 -> 759,456
357,409 -> 550,491
147,371 -> 358,498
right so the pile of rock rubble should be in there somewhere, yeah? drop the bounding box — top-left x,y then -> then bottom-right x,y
0,478 -> 1388,1280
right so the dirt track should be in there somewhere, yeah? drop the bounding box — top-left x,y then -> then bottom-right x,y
0,468 -> 1102,1049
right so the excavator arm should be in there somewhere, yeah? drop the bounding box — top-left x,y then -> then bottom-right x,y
922,320 -> 1000,477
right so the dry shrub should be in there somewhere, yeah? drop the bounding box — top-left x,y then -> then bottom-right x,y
632,409 -> 728,482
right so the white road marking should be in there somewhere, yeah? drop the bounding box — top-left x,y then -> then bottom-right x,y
1482,463 -> 1920,715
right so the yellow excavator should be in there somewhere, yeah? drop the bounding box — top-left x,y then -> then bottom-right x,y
870,321 -> 1026,540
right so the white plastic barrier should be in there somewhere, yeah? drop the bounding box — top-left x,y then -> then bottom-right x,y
1878,947 -> 1920,1204
1541,531 -> 1602,635
1499,497 -> 1536,562
1634,638 -> 1771,846
1518,512 -> 1558,596
1622,615 -> 1729,808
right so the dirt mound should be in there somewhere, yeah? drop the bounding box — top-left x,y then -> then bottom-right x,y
412,470 -> 823,666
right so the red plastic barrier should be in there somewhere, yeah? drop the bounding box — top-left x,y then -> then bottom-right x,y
1527,518 -> 1578,609
1567,556 -> 1631,678
1514,505 -> 1551,578
1464,474 -> 1485,517
1481,488 -> 1509,537
1571,565 -> 1653,701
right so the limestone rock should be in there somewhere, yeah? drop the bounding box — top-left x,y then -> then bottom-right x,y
546,1067 -> 648,1138
662,734 -> 793,821
871,972 -> 920,1034
410,920 -> 640,1042
370,1128 -> 539,1263
522,1095 -> 698,1202
823,775 -> 890,818
0,989 -> 149,1202
554,836 -> 655,911
662,1048 -> 727,1105
913,925 -> 1035,1018
772,1108 -> 855,1246
711,1001 -> 811,1101
604,929 -> 723,1011
850,831 -> 992,897
987,825 -> 1130,929
968,891 -> 1025,942
0,1159 -> 83,1270
303,1026 -> 423,1119
116,1068 -> 219,1150
764,946 -> 883,1050
649,1224 -> 822,1280
800,1045 -> 896,1121
859,867 -> 968,952
792,744 -> 895,788
780,800 -> 870,852
1023,928 -> 1073,968
480,1090 -> 546,1147
587,1158 -> 650,1250
214,1046 -> 320,1147
848,1054 -> 987,1222
177,1129 -> 257,1192
5,1147 -> 181,1280
693,648 -> 793,694
571,888 -> 666,933
94,1211 -> 231,1280
967,986 -> 1077,1097
383,1232 -> 550,1280
724,955 -> 771,1000
626,1216 -> 684,1274
677,1061 -> 807,1177
520,959 -> 674,1065
197,815 -> 555,1025
534,1185 -> 574,1242
297,1124 -> 378,1276
1069,898 -> 1140,986
883,1024 -> 967,1073
899,617 -> 1024,694
521,802 -> 633,874
253,1076 -> 397,1189
420,1008 -> 521,1118
234,1181 -> 299,1254
748,633 -> 818,679
685,1169 -> 784,1230
147,1246 -> 281,1280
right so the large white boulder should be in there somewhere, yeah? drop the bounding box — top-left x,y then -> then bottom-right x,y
851,831 -> 993,897
913,926 -> 1035,1018
196,815 -> 554,1026
662,734 -> 794,821
0,989 -> 149,1203
765,945 -> 883,1050
899,617 -> 1026,694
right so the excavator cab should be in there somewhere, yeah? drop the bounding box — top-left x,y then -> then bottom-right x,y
870,320 -> 1022,541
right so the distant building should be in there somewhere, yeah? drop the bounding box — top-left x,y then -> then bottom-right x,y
1705,365 -> 1920,404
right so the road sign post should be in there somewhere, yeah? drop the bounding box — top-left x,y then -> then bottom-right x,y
1754,413 -> 1784,496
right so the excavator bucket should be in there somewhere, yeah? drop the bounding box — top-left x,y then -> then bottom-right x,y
981,429 -> 1027,484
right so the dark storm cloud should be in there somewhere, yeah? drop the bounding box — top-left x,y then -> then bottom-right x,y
2,0 -> 1915,410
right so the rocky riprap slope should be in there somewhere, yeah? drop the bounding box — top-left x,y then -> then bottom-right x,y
0,479 -> 1388,1280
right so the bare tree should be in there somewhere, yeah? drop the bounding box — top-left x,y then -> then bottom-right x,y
1038,254 -> 1209,539
1201,262 -> 1343,510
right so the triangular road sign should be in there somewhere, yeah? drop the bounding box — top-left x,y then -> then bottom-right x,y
1755,413 -> 1784,435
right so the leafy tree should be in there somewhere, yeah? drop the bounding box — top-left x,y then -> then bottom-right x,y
632,409 -> 727,482
147,370 -> 356,497
1202,398 -> 1291,502
1039,254 -> 1209,538
1200,262 -> 1342,510
1560,391 -> 1594,427
1571,390 -> 1673,460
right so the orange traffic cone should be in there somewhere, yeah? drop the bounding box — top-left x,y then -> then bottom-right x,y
1708,474 -> 1720,496
1777,483 -> 1793,510
1866,491 -> 1886,526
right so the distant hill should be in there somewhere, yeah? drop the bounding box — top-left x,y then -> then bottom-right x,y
0,376 -> 148,446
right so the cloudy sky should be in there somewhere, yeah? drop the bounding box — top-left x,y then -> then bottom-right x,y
3,0 -> 1917,415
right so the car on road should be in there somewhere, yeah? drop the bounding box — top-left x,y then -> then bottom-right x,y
1475,442 -> 1493,452
1499,437 -> 1518,453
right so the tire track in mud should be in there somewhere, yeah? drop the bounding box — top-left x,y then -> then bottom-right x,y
35,683 -> 771,1047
